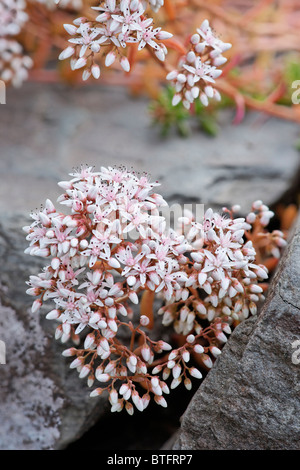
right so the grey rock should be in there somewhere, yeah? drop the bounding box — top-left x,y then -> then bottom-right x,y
0,215 -> 166,450
0,83 -> 299,216
170,215 -> 300,450
0,83 -> 299,450
0,215 -> 109,450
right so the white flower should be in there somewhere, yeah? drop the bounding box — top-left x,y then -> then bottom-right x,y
25,166 -> 277,414
0,39 -> 33,87
156,263 -> 187,300
167,19 -> 231,109
0,0 -> 28,37
147,0 -> 164,12
111,0 -> 144,35
68,23 -> 103,57
59,0 -> 172,78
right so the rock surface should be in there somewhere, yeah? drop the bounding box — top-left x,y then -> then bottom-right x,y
170,215 -> 300,450
0,83 -> 299,216
0,215 -> 110,450
0,217 -> 111,450
0,214 -> 175,450
0,83 -> 299,450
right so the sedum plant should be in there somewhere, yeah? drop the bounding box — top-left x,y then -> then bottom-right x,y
0,0 -> 33,86
24,165 -> 286,414
2,0 -> 300,137
2,0 -> 300,129
1,0 -> 231,113
58,2 -> 231,112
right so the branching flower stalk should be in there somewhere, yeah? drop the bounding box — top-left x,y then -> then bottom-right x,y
2,1 -> 300,126
58,0 -> 174,80
24,165 -> 287,414
0,0 -> 33,86
58,3 -> 232,110
165,19 -> 231,110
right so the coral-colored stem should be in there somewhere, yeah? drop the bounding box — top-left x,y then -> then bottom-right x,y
164,0 -> 176,21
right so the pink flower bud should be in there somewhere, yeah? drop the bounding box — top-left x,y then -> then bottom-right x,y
189,367 -> 202,379
84,333 -> 95,349
118,304 -> 128,316
200,92 -> 209,107
45,199 -> 56,213
132,390 -> 144,412
90,388 -> 103,397
198,272 -> 207,285
170,377 -> 181,389
142,394 -> 150,410
172,364 -> 182,379
46,309 -> 60,320
157,30 -> 173,40
216,331 -> 228,343
105,51 -> 116,67
154,395 -> 168,408
167,357 -> 176,369
100,338 -> 110,352
108,257 -> 120,269
127,275 -> 136,286
172,94 -> 182,106
186,51 -> 196,63
155,48 -> 165,61
140,315 -> 150,326
166,70 -> 178,81
111,401 -> 123,412
79,364 -> 91,378
31,298 -> 42,313
120,56 -> 130,72
125,402 -> 134,415
158,340 -> 172,351
141,344 -> 151,362
91,64 -> 101,79
73,57 -> 87,70
70,357 -> 84,369
249,284 -> 263,294
222,324 -> 232,334
184,378 -> 192,390
194,344 -> 204,354
186,334 -> 195,344
182,350 -> 190,363
63,23 -> 78,35
109,389 -> 118,404
59,46 -> 75,60
201,354 -> 213,369
190,33 -> 200,44
62,348 -> 77,357
210,346 -> 222,357
96,373 -> 110,383
129,291 -> 138,304
252,200 -> 263,210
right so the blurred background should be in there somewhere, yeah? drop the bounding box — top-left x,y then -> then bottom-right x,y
0,0 -> 300,450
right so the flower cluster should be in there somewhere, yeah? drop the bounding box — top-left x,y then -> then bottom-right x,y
0,38 -> 33,87
0,0 -> 32,87
24,166 -> 285,413
167,19 -> 231,109
0,0 -> 28,36
146,0 -> 164,13
59,0 -> 172,80
245,200 -> 287,260
35,0 -> 83,9
159,204 -> 271,336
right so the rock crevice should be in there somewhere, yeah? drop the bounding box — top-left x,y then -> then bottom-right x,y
170,215 -> 300,450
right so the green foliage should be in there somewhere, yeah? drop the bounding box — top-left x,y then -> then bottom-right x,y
284,55 -> 300,86
194,100 -> 219,136
149,86 -> 220,137
149,86 -> 190,137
